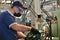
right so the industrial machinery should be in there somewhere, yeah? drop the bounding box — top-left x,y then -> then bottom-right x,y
16,0 -> 58,40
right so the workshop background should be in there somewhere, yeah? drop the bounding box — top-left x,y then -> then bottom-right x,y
0,0 -> 60,40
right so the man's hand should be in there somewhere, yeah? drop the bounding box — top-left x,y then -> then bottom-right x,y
31,28 -> 40,34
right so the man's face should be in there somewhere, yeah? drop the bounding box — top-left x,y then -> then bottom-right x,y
14,6 -> 23,17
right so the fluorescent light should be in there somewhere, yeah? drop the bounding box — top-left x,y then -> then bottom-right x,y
1,1 -> 5,3
6,1 -> 11,3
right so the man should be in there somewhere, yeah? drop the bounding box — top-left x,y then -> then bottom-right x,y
0,1 -> 40,40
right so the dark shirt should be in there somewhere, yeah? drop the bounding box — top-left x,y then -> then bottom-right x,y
0,11 -> 17,40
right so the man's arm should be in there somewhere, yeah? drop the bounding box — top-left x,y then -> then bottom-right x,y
17,31 -> 26,39
10,23 -> 32,32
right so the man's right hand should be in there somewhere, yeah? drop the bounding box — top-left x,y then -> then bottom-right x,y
31,27 -> 40,34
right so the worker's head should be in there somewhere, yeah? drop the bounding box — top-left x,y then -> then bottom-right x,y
11,1 -> 25,17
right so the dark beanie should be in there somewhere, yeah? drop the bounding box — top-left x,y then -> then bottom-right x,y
12,1 -> 25,9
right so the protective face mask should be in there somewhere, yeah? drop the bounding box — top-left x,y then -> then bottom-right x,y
14,13 -> 21,17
